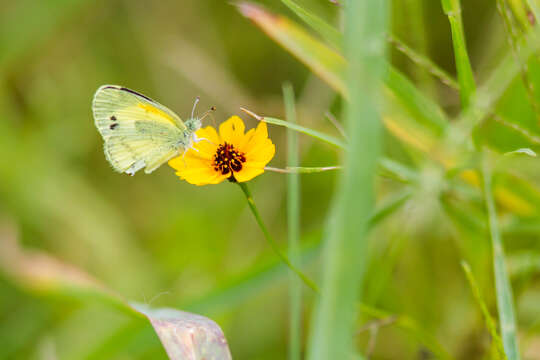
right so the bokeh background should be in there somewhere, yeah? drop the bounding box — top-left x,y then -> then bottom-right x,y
2,0 -> 540,359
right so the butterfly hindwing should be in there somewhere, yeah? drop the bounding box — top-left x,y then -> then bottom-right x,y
92,85 -> 189,174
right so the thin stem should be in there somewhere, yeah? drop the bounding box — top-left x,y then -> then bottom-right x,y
461,261 -> 507,360
237,182 -> 453,359
482,151 -> 521,360
388,34 -> 459,90
441,0 -> 476,109
284,82 -> 302,360
325,112 -> 348,139
265,166 -> 342,174
237,182 -> 320,293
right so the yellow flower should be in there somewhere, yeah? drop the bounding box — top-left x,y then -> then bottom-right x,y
169,116 -> 275,185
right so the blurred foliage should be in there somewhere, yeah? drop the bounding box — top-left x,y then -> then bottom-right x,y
2,0 -> 540,359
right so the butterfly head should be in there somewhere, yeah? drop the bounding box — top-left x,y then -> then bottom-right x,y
185,117 -> 202,132
188,96 -> 216,132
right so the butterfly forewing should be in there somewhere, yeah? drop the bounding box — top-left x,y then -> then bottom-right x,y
92,85 -> 189,174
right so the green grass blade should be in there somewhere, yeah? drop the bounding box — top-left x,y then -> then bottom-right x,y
237,2 -> 346,95
399,0 -> 435,92
357,303 -> 455,360
482,152 -> 521,360
0,227 -> 232,360
389,35 -> 459,90
281,0 -> 343,49
441,0 -> 476,109
283,82 -> 302,360
453,31 -> 540,139
526,0 -> 540,23
306,0 -> 388,358
239,109 -> 346,148
264,116 -> 346,148
236,2 -> 449,134
461,261 -> 507,360
378,158 -> 419,183
266,166 -> 342,174
366,189 -> 412,228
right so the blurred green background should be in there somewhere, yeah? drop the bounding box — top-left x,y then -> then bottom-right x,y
2,0 -> 540,359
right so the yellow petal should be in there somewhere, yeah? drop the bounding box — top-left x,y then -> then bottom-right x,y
236,128 -> 256,149
180,168 -> 227,186
240,122 -> 269,154
219,116 -> 246,145
234,165 -> 265,183
192,126 -> 220,158
246,140 -> 275,164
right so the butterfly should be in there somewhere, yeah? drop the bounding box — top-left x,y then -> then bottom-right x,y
92,85 -> 213,175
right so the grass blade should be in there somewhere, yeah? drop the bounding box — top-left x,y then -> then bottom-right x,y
441,0 -> 476,109
265,166 -> 342,174
526,0 -> 540,23
482,152 -> 521,360
283,82 -> 302,360
236,2 -> 449,134
389,35 -> 459,90
306,0 -> 388,358
237,2 -> 346,95
453,31 -> 540,139
263,116 -> 346,148
280,0 -> 343,49
240,107 -> 346,149
0,226 -> 232,360
461,261 -> 507,360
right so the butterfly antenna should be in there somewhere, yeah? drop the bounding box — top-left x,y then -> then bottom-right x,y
200,106 -> 216,123
191,96 -> 200,119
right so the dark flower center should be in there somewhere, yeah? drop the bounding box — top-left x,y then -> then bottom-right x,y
213,142 -> 246,176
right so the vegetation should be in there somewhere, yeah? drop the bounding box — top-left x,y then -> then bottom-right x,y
2,0 -> 540,359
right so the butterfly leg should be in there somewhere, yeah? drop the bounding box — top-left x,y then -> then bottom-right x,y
192,133 -> 215,145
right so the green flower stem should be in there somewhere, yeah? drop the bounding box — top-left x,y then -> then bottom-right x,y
237,181 -> 320,294
237,182 -> 453,359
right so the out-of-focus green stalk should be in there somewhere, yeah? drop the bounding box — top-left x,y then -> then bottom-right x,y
265,166 -> 342,174
281,0 -> 342,49
306,0 -> 388,358
402,0 -> 436,93
461,261 -> 507,360
238,182 -> 319,293
441,0 -> 476,109
508,0 -> 531,28
526,0 -> 540,23
388,35 -> 459,90
239,108 -> 347,149
283,82 -> 302,360
482,152 -> 521,360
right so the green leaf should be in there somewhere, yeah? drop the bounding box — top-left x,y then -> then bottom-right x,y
131,304 -> 232,360
482,152 -> 521,360
441,0 -> 477,109
306,0 -> 388,358
280,0 -> 343,49
236,2 -> 449,137
0,227 -> 232,360
453,31 -> 540,139
461,261 -> 507,360
283,82 -> 302,360
237,2 -> 346,95
262,116 -> 346,149
526,0 -> 540,24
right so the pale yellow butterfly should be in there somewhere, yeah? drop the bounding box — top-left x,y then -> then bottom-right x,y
92,85 -> 213,175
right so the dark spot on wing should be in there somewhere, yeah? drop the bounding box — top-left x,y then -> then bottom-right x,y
110,123 -> 118,130
110,115 -> 117,121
